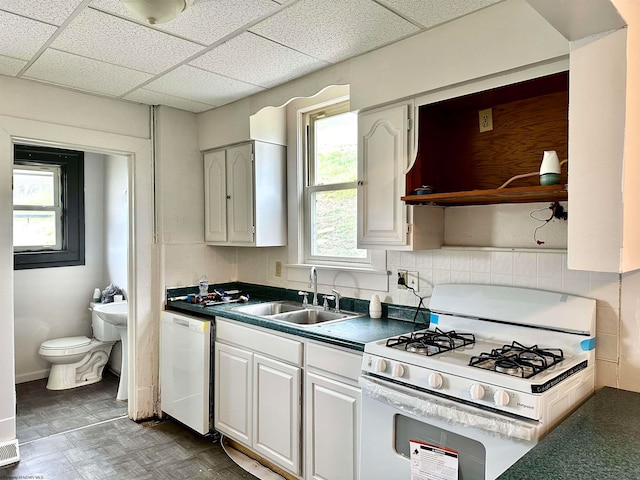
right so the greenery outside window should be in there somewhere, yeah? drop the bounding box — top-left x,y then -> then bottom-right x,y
13,144 -> 85,270
304,101 -> 368,265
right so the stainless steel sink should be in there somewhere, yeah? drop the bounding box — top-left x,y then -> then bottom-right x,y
233,301 -> 362,327
233,301 -> 304,316
270,309 -> 355,325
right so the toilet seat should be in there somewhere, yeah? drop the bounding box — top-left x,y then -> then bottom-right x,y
41,336 -> 91,349
39,336 -> 98,356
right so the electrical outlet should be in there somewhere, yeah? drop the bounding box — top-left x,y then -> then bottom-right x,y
397,269 -> 408,289
407,271 -> 419,291
478,108 -> 493,132
275,261 -> 282,277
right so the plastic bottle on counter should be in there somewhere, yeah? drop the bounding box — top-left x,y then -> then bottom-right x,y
198,275 -> 209,296
369,294 -> 382,319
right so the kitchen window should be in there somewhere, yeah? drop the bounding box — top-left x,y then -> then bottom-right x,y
13,144 -> 85,270
303,100 -> 368,265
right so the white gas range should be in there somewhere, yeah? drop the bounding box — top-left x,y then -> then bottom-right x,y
359,284 -> 596,480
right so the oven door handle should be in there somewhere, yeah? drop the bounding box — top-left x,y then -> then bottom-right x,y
359,376 -> 540,442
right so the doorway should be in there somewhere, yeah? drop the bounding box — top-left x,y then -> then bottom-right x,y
12,146 -> 132,442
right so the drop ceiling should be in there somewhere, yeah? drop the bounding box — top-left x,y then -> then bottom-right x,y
0,0 -> 502,113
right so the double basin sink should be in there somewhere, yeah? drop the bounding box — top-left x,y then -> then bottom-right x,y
233,301 -> 363,327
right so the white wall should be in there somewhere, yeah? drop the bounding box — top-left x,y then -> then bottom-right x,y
0,75 -> 154,445
103,153 -> 129,375
104,154 -> 129,295
207,1 -> 632,393
14,152 -> 107,383
156,106 -> 238,290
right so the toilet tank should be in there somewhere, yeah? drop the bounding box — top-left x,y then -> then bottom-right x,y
90,302 -> 120,341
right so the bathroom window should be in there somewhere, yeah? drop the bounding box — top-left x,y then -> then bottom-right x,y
13,144 -> 85,269
303,100 -> 368,265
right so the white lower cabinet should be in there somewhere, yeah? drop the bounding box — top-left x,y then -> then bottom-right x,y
254,353 -> 301,472
215,319 -> 363,479
215,342 -> 253,445
305,342 -> 362,480
215,318 -> 302,476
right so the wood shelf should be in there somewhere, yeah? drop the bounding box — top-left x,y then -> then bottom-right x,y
401,184 -> 567,206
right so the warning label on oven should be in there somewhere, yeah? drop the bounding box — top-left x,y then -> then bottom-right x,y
409,440 -> 459,480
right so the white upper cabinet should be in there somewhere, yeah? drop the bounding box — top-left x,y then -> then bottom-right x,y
357,102 -> 443,250
204,147 -> 228,243
357,103 -> 408,247
204,141 -> 287,247
526,0 -> 638,272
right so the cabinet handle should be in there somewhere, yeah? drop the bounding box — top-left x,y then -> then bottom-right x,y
226,195 -> 231,199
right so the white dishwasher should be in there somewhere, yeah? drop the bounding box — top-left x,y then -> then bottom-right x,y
160,310 -> 214,435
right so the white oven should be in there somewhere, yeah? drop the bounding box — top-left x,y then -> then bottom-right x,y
359,284 -> 596,480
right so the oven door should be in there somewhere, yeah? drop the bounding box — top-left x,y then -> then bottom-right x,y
359,376 -> 539,480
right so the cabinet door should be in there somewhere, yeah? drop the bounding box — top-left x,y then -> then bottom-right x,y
226,142 -> 255,244
214,343 -> 253,446
357,104 -> 409,247
305,372 -> 360,480
204,149 -> 227,243
253,353 -> 301,475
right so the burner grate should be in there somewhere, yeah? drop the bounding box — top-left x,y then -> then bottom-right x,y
469,341 -> 564,378
386,328 -> 475,356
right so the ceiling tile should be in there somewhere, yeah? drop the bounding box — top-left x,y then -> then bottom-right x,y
0,0 -> 85,26
190,32 -> 328,88
0,10 -> 57,61
91,0 -> 280,45
144,65 -> 264,107
0,54 -> 27,76
124,88 -> 213,113
377,0 -> 502,29
249,0 -> 419,63
51,9 -> 203,74
23,49 -> 153,97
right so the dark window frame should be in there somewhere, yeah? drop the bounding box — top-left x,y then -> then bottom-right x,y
13,144 -> 85,270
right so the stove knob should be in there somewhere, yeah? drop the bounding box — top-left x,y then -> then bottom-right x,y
374,359 -> 387,373
392,363 -> 405,378
469,383 -> 485,400
428,373 -> 443,389
494,390 -> 510,407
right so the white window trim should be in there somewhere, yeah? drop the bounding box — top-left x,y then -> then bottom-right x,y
286,89 -> 388,292
13,164 -> 63,252
303,100 -> 367,265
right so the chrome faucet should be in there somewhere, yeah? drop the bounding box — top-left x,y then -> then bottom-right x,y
331,288 -> 342,312
309,266 -> 319,306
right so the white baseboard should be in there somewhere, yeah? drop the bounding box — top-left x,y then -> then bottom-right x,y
15,369 -> 49,384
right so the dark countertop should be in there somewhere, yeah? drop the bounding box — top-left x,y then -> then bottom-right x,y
166,298 -> 421,351
499,387 -> 640,479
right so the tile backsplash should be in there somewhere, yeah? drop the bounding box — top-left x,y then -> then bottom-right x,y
164,244 -> 622,390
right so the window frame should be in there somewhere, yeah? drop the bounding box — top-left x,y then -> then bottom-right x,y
302,100 -> 370,267
13,144 -> 85,270
13,164 -> 64,252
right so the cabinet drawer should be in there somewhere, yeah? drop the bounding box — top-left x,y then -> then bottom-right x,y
216,317 -> 302,366
307,342 -> 362,382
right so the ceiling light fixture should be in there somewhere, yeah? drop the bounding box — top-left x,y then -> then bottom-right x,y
120,0 -> 193,25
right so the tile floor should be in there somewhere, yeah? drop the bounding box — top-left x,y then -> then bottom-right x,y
2,371 -> 258,480
15,371 -> 127,443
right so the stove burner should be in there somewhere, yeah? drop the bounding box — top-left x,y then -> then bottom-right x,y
469,341 -> 564,378
406,342 -> 430,354
386,328 -> 475,356
494,358 -> 524,376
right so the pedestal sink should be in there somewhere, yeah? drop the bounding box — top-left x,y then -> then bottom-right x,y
93,301 -> 128,401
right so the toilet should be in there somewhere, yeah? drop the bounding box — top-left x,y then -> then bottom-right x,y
38,303 -> 119,390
